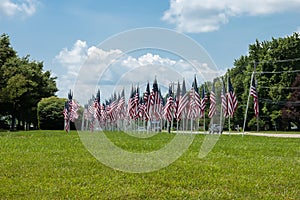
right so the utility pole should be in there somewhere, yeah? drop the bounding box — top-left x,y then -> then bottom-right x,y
254,61 -> 259,132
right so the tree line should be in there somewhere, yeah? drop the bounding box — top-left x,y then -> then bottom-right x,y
225,32 -> 300,131
0,34 -> 57,130
0,32 -> 299,131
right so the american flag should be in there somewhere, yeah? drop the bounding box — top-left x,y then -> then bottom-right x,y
63,101 -> 70,132
93,90 -> 101,122
87,98 -> 95,131
200,86 -> 208,117
100,103 -> 107,123
157,89 -> 164,119
136,98 -> 147,119
221,79 -> 228,118
176,79 -> 189,120
105,93 -> 119,123
69,99 -> 79,122
63,90 -> 80,132
250,75 -> 259,117
117,89 -> 126,120
174,81 -> 181,120
133,86 -> 140,118
143,82 -> 151,121
208,81 -> 216,118
105,100 -> 112,122
227,76 -> 238,117
163,85 -> 174,122
188,76 -> 201,119
127,86 -> 136,119
150,78 -> 158,105
150,78 -> 162,120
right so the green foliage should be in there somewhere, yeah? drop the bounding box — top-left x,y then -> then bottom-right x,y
281,73 -> 300,130
0,33 -> 16,67
37,97 -> 66,130
0,131 -> 299,199
0,34 -> 57,130
232,32 -> 300,131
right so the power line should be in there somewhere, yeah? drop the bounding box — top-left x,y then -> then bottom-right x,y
259,86 -> 300,89
257,69 -> 300,74
235,57 -> 300,73
249,57 -> 300,64
246,69 -> 300,74
259,99 -> 300,106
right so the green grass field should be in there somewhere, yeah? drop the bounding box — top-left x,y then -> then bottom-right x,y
0,130 -> 299,199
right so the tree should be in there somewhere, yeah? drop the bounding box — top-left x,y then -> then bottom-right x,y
0,33 -> 16,67
0,34 -> 17,118
233,32 -> 300,131
0,34 -> 57,130
281,73 -> 300,130
37,97 -> 66,130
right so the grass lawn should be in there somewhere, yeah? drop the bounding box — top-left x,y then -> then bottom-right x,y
0,130 -> 299,199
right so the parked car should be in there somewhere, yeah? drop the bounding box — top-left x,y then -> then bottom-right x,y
209,124 -> 222,134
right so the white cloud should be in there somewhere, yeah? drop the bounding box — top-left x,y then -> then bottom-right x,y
55,40 -> 88,67
54,40 -> 124,103
122,53 -> 176,67
54,40 -> 87,100
162,0 -> 300,33
55,40 -> 222,104
0,0 -> 38,18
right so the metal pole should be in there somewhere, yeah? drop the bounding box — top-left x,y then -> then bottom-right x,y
242,72 -> 254,135
81,112 -> 84,131
228,117 -> 230,135
254,62 -> 259,132
227,75 -> 230,135
203,113 -> 206,133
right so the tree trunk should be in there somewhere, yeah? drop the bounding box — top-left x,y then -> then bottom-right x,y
10,102 -> 16,131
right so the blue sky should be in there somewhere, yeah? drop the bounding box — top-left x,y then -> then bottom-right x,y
1,0 -> 300,102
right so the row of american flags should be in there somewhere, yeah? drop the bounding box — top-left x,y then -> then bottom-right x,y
63,74 -> 258,133
63,91 -> 80,132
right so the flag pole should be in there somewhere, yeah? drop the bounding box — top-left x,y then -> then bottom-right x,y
220,103 -> 223,134
228,116 -> 230,134
242,72 -> 254,136
81,110 -> 84,131
191,87 -> 195,132
171,82 -> 174,133
190,117 -> 193,132
219,80 -> 224,134
203,112 -> 206,133
227,75 -> 230,135
220,79 -> 223,134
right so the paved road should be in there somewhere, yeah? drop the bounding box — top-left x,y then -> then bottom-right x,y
223,132 -> 300,138
173,131 -> 300,138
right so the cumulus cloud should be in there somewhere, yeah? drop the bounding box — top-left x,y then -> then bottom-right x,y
122,53 -> 176,67
54,40 -> 124,102
162,0 -> 300,33
55,40 -> 221,104
0,0 -> 38,18
54,40 -> 88,99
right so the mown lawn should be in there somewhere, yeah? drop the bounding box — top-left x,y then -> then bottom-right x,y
0,130 -> 299,199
